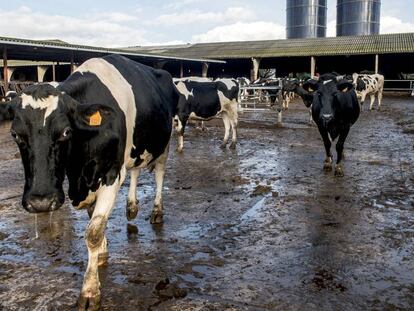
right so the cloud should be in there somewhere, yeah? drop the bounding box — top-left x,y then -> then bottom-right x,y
192,21 -> 285,43
381,16 -> 414,34
148,7 -> 255,26
0,6 -> 150,47
164,0 -> 207,10
327,20 -> 336,37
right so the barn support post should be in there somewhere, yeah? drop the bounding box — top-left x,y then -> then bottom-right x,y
180,61 -> 184,78
70,52 -> 75,73
3,48 -> 8,93
52,62 -> 56,81
251,57 -> 261,82
375,54 -> 379,74
37,66 -> 48,83
202,62 -> 209,77
311,56 -> 316,78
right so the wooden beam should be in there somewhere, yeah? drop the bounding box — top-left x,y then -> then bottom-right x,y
3,48 -> 8,93
310,56 -> 316,78
201,62 -> 209,77
70,52 -> 75,73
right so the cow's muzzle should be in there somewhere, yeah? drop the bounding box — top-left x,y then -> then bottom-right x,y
25,193 -> 61,213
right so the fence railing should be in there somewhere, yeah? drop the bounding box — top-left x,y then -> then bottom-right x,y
0,81 -> 35,98
383,80 -> 414,95
239,86 -> 281,109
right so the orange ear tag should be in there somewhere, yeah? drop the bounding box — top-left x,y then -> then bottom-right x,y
89,111 -> 102,126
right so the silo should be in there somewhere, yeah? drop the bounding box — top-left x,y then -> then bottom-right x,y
286,0 -> 327,39
337,0 -> 381,36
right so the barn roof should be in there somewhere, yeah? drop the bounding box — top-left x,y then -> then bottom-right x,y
125,32 -> 414,59
0,36 -> 225,64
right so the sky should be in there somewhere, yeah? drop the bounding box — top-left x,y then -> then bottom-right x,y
0,0 -> 413,47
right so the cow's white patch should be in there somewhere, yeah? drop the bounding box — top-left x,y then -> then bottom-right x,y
138,150 -> 153,168
323,79 -> 333,85
217,78 -> 237,90
21,93 -> 59,126
76,59 -> 136,166
175,81 -> 194,100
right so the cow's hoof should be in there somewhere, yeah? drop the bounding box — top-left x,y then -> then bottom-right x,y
176,148 -> 183,153
229,142 -> 237,149
323,160 -> 333,171
98,251 -> 109,266
150,210 -> 163,224
334,165 -> 344,177
126,201 -> 139,221
220,143 -> 227,149
78,289 -> 101,311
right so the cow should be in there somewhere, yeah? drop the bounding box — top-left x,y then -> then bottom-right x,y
1,54 -> 178,310
278,77 -> 318,124
174,79 -> 239,151
296,73 -> 360,176
236,77 -> 250,101
0,91 -> 19,121
352,73 -> 384,111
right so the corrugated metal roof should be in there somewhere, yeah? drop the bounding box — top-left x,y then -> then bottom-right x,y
128,33 -> 414,59
0,36 -> 225,64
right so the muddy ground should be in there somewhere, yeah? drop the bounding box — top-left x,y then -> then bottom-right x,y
0,96 -> 413,311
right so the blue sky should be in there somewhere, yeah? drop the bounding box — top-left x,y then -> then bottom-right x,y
0,1 -> 413,47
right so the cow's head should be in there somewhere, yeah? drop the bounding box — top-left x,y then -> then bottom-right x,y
352,73 -> 366,92
6,84 -> 115,213
302,74 -> 355,127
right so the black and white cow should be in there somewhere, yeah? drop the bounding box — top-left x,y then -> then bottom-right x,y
352,73 -> 384,110
236,77 -> 251,101
174,78 -> 239,151
297,73 -> 360,176
1,54 -> 178,310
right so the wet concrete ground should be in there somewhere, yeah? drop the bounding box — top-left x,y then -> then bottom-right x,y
0,95 -> 413,311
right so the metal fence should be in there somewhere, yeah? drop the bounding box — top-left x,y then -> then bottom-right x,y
0,81 -> 35,99
239,86 -> 281,110
383,80 -> 414,96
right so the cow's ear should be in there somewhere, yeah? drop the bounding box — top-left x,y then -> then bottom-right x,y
303,80 -> 319,93
337,80 -> 354,93
61,93 -> 115,130
73,103 -> 115,130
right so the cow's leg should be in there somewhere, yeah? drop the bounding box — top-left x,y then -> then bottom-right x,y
126,168 -> 141,221
377,92 -> 383,111
369,94 -> 376,111
150,144 -> 169,224
176,118 -> 187,153
334,127 -> 350,177
229,102 -> 238,149
78,168 -> 125,311
220,112 -> 231,149
318,126 -> 333,171
360,93 -> 366,110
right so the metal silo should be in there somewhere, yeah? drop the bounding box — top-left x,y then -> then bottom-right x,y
286,0 -> 327,39
337,0 -> 381,36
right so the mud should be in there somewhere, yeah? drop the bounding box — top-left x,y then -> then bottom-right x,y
0,95 -> 413,310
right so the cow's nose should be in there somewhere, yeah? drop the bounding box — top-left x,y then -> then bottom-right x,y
322,113 -> 333,120
27,194 -> 59,213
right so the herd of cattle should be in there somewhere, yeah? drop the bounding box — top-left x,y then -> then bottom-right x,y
0,54 -> 386,310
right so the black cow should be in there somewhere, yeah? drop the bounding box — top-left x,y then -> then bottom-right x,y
1,54 -> 178,310
174,78 -> 239,151
297,74 -> 360,176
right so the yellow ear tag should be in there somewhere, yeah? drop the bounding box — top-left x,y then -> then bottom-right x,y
89,111 -> 102,126
342,87 -> 348,93
309,87 -> 315,92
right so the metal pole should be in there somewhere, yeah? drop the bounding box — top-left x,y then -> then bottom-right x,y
180,62 -> 184,78
3,48 -> 8,93
311,56 -> 316,78
375,54 -> 379,74
52,62 -> 56,81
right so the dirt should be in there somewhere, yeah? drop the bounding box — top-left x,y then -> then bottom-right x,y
0,95 -> 413,311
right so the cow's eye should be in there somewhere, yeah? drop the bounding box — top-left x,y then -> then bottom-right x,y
58,127 -> 72,141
